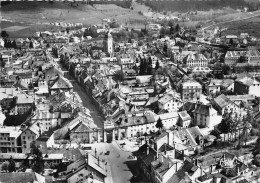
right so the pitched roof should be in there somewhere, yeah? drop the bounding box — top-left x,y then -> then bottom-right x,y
167,160 -> 197,183
178,111 -> 191,121
193,104 -> 217,116
214,94 -> 233,109
49,76 -> 73,90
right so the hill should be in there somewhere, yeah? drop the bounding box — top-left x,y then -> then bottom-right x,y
1,1 -> 145,38
139,0 -> 260,12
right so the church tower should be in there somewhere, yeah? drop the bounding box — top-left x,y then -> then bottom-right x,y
107,31 -> 113,57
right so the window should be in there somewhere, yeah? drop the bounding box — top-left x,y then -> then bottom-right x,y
23,136 -> 25,139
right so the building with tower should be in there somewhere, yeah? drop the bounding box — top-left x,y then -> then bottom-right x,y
103,31 -> 113,57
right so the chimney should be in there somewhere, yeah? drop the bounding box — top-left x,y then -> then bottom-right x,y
200,166 -> 203,176
195,159 -> 198,166
210,164 -> 213,173
147,146 -> 149,155
159,154 -> 164,163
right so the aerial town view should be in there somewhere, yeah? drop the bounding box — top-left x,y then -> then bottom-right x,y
1,0 -> 260,182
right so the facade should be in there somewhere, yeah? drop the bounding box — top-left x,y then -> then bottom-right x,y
193,104 -> 218,128
181,80 -> 202,102
20,124 -> 42,153
183,53 -> 208,68
234,76 -> 260,97
178,111 -> 191,128
0,126 -> 22,153
158,94 -> 182,112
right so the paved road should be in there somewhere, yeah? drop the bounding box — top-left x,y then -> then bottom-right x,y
50,52 -> 104,129
93,142 -> 134,183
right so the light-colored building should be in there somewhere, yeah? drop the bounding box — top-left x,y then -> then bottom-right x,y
21,123 -> 43,153
181,80 -> 202,102
0,126 -> 22,153
234,76 -> 260,97
183,53 -> 208,68
207,79 -> 222,94
158,94 -> 182,112
193,104 -> 219,128
178,111 -> 191,128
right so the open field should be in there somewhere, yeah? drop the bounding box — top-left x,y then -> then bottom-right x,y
219,15 -> 260,38
1,2 -> 146,38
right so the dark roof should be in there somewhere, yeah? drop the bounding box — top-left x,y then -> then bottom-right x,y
197,173 -> 213,182
134,143 -> 157,167
168,159 -> 198,183
151,156 -> 173,177
193,104 -> 214,116
180,102 -> 196,113
158,143 -> 174,153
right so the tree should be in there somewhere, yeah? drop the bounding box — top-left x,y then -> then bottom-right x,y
229,38 -> 234,45
163,43 -> 167,53
29,42 -> 34,48
109,20 -> 120,28
11,40 -> 17,49
1,31 -> 8,38
222,64 -> 230,75
156,118 -> 163,131
155,60 -> 160,70
8,156 -> 16,172
175,24 -> 180,32
1,161 -> 9,172
114,70 -> 125,81
160,27 -> 166,35
30,141 -> 44,174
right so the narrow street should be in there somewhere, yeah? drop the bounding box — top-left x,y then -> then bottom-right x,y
50,54 -> 104,129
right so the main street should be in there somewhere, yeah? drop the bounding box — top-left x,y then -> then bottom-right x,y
51,56 -> 104,129
50,53 -> 136,183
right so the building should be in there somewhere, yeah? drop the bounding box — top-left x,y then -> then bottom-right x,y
20,123 -> 43,153
183,53 -> 208,68
158,93 -> 182,112
103,31 -> 113,57
31,111 -> 60,131
181,80 -> 202,102
207,79 -> 222,95
66,153 -> 107,183
193,103 -> 219,128
0,126 -> 22,153
234,76 -> 260,97
178,110 -> 191,128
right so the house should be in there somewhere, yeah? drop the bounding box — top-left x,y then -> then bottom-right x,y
0,172 -> 45,183
69,120 -> 100,144
157,112 -> 179,129
193,103 -> 219,128
150,153 -> 183,183
207,79 -> 222,95
178,111 -> 191,128
31,111 -> 60,131
158,94 -> 182,112
48,74 -> 73,95
224,51 -> 244,66
212,94 -> 241,115
181,80 -> 202,102
66,153 -> 107,183
35,131 -> 55,151
183,53 -> 208,68
0,126 -> 22,153
234,76 -> 260,97
20,123 -> 44,153
167,159 -> 204,183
